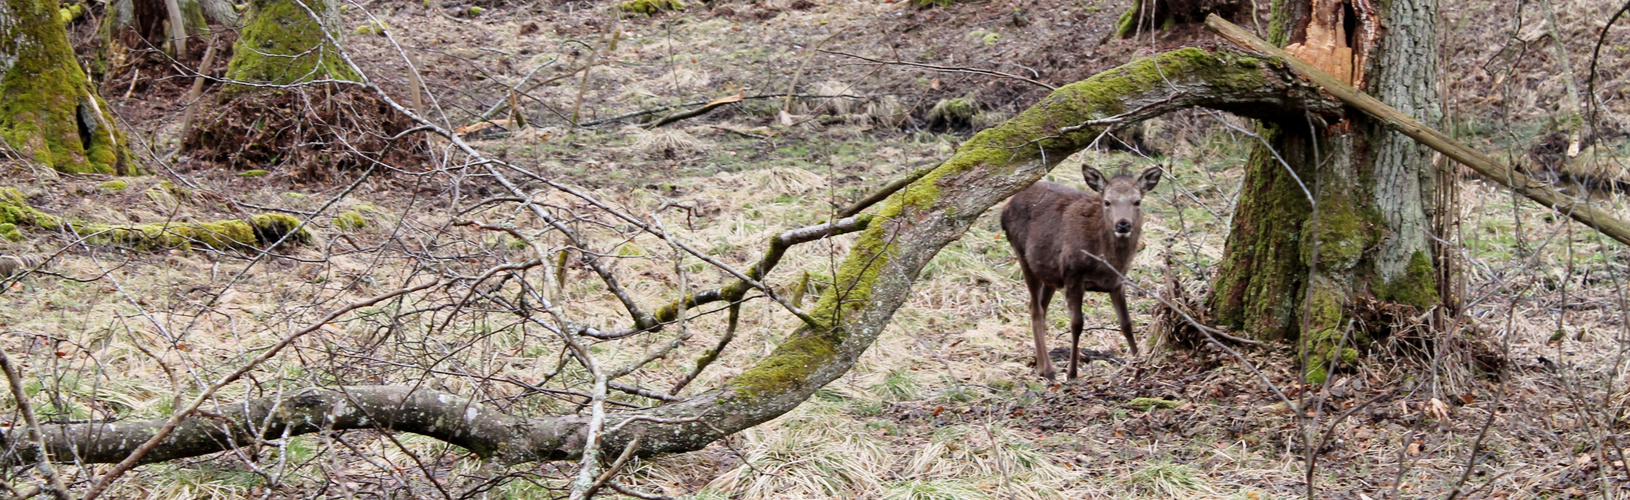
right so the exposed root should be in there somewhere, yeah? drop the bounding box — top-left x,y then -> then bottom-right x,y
1149,250 -> 1215,353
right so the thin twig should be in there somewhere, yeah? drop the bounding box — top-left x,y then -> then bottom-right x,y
581,436 -> 642,499
836,166 -> 933,219
783,30 -> 848,113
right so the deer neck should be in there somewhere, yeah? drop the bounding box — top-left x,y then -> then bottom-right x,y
1100,227 -> 1139,268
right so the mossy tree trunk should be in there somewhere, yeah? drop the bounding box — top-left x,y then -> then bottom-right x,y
220,0 -> 355,96
0,0 -> 135,175
1207,0 -> 1442,382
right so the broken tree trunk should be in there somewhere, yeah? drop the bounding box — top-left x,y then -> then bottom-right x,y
1205,0 -> 1441,384
1205,14 -> 1630,247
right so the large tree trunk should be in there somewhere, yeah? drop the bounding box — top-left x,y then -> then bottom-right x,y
1207,0 -> 1442,382
0,0 -> 135,175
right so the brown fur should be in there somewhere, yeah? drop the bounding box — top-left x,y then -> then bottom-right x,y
1000,164 -> 1162,381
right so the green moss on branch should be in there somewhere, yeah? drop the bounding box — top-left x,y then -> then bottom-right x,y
84,213 -> 310,250
0,189 -> 307,250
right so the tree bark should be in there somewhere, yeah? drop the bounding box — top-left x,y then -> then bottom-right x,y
2,47 -> 1342,466
221,0 -> 355,95
1207,0 -> 1442,382
0,0 -> 135,175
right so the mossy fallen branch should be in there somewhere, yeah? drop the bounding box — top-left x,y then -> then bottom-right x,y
0,188 -> 308,251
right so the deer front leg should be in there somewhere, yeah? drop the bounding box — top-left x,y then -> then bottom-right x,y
1064,286 -> 1085,380
1030,283 -> 1057,382
1110,286 -> 1137,356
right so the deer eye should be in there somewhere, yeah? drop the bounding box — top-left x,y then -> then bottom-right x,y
1103,201 -> 1111,207
1133,200 -> 1141,206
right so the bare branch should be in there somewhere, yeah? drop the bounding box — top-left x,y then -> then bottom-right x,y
0,350 -> 70,500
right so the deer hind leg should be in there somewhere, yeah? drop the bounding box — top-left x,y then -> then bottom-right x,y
1110,286 -> 1137,356
1064,286 -> 1085,380
1024,271 -> 1057,381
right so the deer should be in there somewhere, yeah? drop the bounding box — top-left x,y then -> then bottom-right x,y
1000,163 -> 1162,381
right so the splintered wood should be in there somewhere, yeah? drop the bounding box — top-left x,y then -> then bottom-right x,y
1284,0 -> 1370,85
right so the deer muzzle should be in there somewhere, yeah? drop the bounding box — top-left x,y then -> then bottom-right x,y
1114,220 -> 1133,236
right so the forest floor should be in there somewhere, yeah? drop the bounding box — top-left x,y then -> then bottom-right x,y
3,0 -> 1630,498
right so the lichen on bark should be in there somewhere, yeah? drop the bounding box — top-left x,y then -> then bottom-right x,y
0,0 -> 135,175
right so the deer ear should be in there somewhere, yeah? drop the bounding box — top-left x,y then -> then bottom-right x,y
1138,166 -> 1163,192
1082,166 -> 1107,192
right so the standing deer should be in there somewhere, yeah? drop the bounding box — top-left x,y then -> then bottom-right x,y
1000,164 -> 1162,381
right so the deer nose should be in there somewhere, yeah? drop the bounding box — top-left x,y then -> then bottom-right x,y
1115,220 -> 1132,233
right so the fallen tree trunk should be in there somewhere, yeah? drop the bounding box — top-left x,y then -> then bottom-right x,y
3,387 -> 580,466
1,47 -> 1341,466
0,188 -> 309,251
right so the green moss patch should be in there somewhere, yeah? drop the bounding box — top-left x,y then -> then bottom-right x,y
618,0 -> 684,15
1375,250 -> 1438,308
352,20 -> 388,36
1302,283 -> 1355,385
727,328 -> 842,402
925,97 -> 978,131
333,211 -> 367,231
0,223 -> 21,242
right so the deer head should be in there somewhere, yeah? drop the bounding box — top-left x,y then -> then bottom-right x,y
1083,165 -> 1162,240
